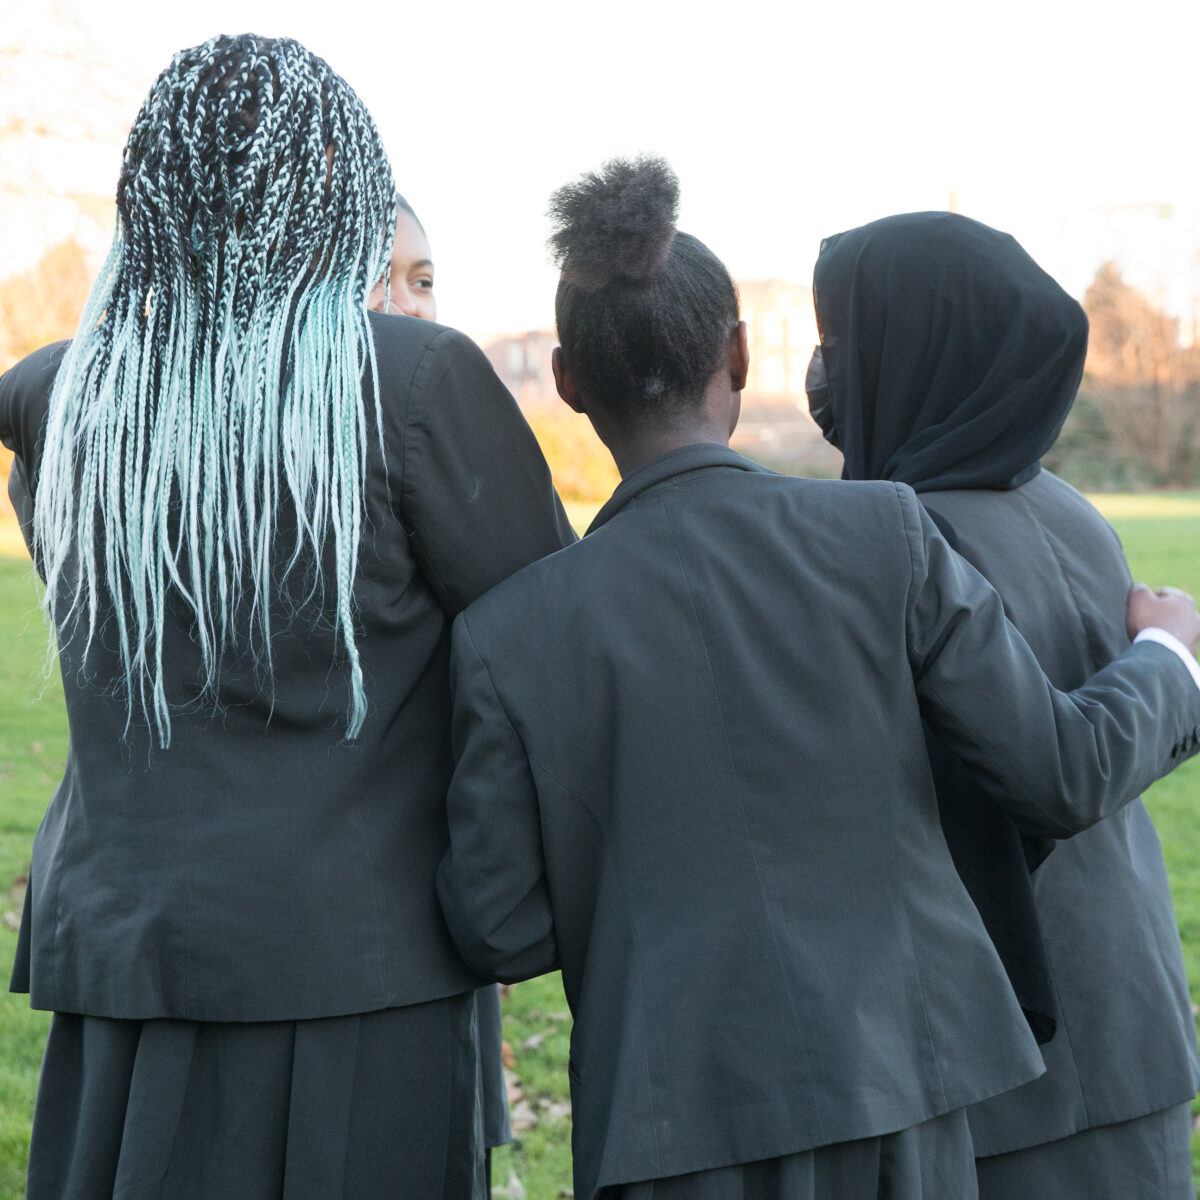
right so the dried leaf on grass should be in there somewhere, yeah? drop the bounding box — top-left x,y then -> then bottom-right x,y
509,1100 -> 538,1133
492,1170 -> 527,1200
2,871 -> 26,931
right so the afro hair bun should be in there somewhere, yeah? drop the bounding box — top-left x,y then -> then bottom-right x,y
548,155 -> 678,291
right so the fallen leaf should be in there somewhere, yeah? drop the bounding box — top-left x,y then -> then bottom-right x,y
493,1170 -> 527,1200
536,1098 -> 572,1123
510,1100 -> 538,1133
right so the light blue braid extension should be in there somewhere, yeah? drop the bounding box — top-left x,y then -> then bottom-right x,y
33,35 -> 396,746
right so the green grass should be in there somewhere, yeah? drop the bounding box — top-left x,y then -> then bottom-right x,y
0,554 -> 60,1200
490,974 -> 574,1199
0,496 -> 1198,1199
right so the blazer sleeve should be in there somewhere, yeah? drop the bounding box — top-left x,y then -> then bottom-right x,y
1,341 -> 68,553
901,484 -> 1200,838
399,328 -> 575,613
436,610 -> 559,983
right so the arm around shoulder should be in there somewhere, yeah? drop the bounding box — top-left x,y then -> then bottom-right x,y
900,484 -> 1200,837
436,609 -> 559,983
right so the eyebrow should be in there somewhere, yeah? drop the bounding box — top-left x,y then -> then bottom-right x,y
408,259 -> 434,270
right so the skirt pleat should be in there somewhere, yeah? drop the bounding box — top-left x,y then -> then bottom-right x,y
26,995 -> 485,1200
477,984 -> 512,1150
600,1108 -> 977,1200
975,1102 -> 1194,1200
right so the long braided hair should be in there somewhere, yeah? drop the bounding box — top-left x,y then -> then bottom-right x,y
34,34 -> 396,745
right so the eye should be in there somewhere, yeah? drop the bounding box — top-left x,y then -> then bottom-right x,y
413,275 -> 435,292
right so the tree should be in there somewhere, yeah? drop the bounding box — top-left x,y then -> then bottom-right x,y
524,409 -> 621,502
0,238 -> 92,371
1080,262 -> 1200,487
0,239 -> 93,516
0,7 -> 134,520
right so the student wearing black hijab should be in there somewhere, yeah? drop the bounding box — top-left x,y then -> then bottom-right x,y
810,210 -> 1200,1199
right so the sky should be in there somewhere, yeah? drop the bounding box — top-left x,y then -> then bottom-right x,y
3,0 -> 1199,340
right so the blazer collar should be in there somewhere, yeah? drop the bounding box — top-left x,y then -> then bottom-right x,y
587,443 -> 768,534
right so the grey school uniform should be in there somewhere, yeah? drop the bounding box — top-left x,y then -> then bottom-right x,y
1,313 -> 573,1199
924,475 -> 1199,1197
436,444 -> 1200,1200
808,210 -> 1200,1200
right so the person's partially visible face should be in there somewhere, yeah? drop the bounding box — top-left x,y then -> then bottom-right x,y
369,209 -> 436,320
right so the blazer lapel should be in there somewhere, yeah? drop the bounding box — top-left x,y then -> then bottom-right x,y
587,443 -> 768,534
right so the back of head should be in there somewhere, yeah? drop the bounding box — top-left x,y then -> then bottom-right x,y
395,192 -> 424,233
549,156 -> 738,421
811,211 -> 1089,492
116,34 -> 394,334
35,34 -> 396,745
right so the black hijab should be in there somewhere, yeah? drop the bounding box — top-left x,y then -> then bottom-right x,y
809,213 -> 1086,1042
810,211 -> 1088,492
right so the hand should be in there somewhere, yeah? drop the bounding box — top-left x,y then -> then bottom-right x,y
1126,583 -> 1200,656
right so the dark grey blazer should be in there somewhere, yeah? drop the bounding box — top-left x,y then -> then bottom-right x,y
436,444 -> 1200,1200
920,470 -> 1200,1156
0,312 -> 574,1021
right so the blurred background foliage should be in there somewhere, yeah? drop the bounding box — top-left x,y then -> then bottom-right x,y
2,244 -> 1198,515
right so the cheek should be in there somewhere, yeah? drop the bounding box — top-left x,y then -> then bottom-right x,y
416,294 -> 437,321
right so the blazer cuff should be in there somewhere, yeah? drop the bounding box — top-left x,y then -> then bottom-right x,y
1135,628 -> 1200,693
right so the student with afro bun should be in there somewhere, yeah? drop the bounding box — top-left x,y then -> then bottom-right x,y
435,156 -> 1200,1200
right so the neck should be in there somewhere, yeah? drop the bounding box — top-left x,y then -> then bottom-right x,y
594,371 -> 739,477
604,414 -> 731,477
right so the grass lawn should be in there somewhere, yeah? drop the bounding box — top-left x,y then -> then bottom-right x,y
0,552 -> 59,1200
0,493 -> 1197,1199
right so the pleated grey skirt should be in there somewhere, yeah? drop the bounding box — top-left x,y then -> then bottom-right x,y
26,993 -> 486,1200
477,983 -> 511,1150
600,1108 -> 977,1200
975,1102 -> 1194,1200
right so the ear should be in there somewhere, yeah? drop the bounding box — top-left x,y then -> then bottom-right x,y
729,321 -> 749,392
552,346 -> 586,414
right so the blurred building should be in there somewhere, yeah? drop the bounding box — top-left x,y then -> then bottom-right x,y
732,280 -> 837,473
738,279 -> 818,414
483,330 -> 560,409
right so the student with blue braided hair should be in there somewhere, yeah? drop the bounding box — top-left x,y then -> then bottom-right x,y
0,34 -> 571,1199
